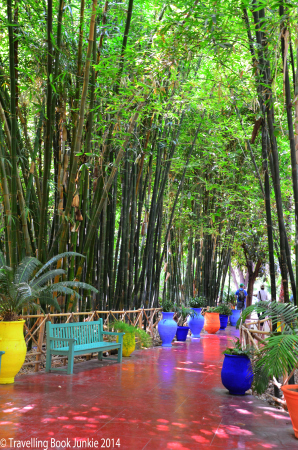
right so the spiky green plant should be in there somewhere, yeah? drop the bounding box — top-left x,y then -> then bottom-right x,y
0,252 -> 98,321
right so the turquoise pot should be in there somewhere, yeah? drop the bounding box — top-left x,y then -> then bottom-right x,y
187,308 -> 204,338
158,312 -> 177,347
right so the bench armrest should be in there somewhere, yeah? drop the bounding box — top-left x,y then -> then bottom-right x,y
49,337 -> 77,343
102,331 -> 125,336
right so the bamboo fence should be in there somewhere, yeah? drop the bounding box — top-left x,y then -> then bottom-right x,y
239,316 -> 272,350
21,308 -> 162,372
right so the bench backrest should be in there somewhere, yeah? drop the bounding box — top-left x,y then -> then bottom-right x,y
46,319 -> 103,349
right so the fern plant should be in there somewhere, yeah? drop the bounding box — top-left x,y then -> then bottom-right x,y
0,252 -> 98,321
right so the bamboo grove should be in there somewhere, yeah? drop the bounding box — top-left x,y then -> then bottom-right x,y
0,0 -> 298,312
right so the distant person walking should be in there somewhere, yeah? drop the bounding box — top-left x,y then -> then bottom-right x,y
235,283 -> 247,311
256,284 -> 269,328
257,285 -> 269,302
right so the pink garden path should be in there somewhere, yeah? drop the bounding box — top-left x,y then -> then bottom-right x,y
0,327 -> 296,450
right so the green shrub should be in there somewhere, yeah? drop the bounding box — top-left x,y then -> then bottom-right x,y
176,305 -> 197,326
189,297 -> 206,308
159,299 -> 175,312
215,304 -> 232,315
207,306 -> 221,313
109,321 -> 152,348
223,338 -> 253,358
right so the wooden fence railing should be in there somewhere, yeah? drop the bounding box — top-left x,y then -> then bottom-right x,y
21,308 -> 162,373
239,317 -> 272,350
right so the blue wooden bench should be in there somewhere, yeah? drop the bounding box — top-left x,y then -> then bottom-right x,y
45,319 -> 124,375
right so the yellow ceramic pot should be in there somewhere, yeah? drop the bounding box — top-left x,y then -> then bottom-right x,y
0,320 -> 26,384
119,332 -> 136,357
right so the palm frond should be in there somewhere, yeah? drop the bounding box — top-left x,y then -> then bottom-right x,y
32,252 -> 84,280
30,269 -> 66,288
55,281 -> 98,293
41,284 -> 82,300
238,301 -> 298,330
14,257 -> 42,284
253,334 -> 298,394
38,294 -> 61,312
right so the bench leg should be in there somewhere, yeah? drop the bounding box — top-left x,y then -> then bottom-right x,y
98,352 -> 103,361
67,346 -> 75,375
45,352 -> 51,373
117,347 -> 122,363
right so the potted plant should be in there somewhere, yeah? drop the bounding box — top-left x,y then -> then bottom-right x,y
216,304 -> 232,330
158,300 -> 177,347
204,306 -> 221,334
175,306 -> 193,342
221,338 -> 253,395
0,252 -> 98,384
109,321 -> 152,356
187,297 -> 205,338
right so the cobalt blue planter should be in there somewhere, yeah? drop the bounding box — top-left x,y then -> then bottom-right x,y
221,354 -> 253,395
187,308 -> 204,338
158,312 -> 177,347
230,309 -> 241,326
219,314 -> 229,330
176,326 -> 189,342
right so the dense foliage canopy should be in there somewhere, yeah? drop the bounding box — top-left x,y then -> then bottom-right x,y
0,0 -> 297,311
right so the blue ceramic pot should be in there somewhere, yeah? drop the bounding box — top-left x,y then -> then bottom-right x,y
158,312 -> 177,347
219,314 -> 229,330
176,326 -> 189,342
230,309 -> 241,326
221,354 -> 253,395
187,308 -> 204,338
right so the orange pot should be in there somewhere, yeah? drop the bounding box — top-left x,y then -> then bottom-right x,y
204,312 -> 220,334
281,385 -> 298,438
